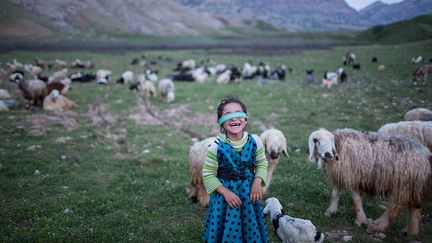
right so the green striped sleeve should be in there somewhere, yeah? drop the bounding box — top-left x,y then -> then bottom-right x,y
202,142 -> 222,194
252,134 -> 268,185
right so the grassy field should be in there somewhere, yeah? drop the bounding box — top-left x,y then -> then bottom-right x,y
0,39 -> 431,242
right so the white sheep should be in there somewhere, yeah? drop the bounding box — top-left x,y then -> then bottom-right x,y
263,197 -> 325,243
158,78 -> 175,103
216,69 -> 231,84
144,69 -> 158,82
308,128 -> 431,235
378,121 -> 432,150
139,79 -> 156,99
24,64 -> 43,78
191,68 -> 208,83
55,59 -> 68,68
259,128 -> 289,194
49,68 -> 68,83
404,108 -> 432,121
116,70 -> 134,84
43,89 -> 77,111
176,59 -> 196,72
187,137 -> 215,207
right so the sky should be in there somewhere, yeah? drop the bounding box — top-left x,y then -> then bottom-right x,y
345,0 -> 404,10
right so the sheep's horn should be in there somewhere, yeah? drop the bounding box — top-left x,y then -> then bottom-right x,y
282,148 -> 289,157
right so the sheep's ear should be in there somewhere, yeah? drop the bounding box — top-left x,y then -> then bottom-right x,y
263,203 -> 270,214
282,147 -> 289,158
308,138 -> 317,162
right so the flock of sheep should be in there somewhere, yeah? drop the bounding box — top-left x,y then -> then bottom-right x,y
188,107 -> 432,240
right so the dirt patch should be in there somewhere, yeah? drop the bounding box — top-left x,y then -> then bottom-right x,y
88,102 -> 118,128
26,110 -> 80,136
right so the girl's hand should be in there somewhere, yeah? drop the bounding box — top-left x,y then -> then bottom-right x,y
217,186 -> 242,208
250,178 -> 263,203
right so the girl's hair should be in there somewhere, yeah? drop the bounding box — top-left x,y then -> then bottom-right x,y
217,96 -> 248,132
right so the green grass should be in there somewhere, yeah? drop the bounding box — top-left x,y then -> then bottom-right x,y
0,39 -> 432,242
356,13 -> 432,44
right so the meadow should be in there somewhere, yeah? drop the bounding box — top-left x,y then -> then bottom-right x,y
0,39 -> 431,242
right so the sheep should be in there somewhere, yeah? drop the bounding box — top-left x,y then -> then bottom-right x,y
412,64 -> 432,82
216,69 -> 232,84
24,64 -> 42,78
70,72 -> 96,82
352,63 -> 361,70
371,56 -> 378,63
191,67 -> 208,83
305,69 -> 314,84
259,128 -> 289,194
242,62 -> 258,79
96,69 -> 112,84
116,71 -> 134,84
144,69 -> 158,82
17,79 -> 48,107
43,89 -> 76,111
337,68 -> 347,83
187,137 -> 215,207
0,101 -> 8,111
9,72 -> 24,83
322,71 -> 338,88
343,52 -> 355,66
175,59 -> 196,72
270,65 -> 287,81
411,56 -> 425,64
378,121 -> 432,150
404,108 -> 432,121
158,78 -> 175,103
49,68 -> 68,83
308,128 -> 432,235
55,59 -> 68,68
263,197 -> 325,243
138,79 -> 156,99
378,64 -> 385,71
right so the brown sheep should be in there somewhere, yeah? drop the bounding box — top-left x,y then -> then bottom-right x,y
17,79 -> 48,107
187,137 -> 215,207
404,108 -> 432,121
308,128 -> 431,236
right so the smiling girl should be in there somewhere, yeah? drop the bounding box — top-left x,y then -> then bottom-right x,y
202,96 -> 269,243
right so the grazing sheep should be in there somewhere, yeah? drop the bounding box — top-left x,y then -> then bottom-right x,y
116,71 -> 134,84
175,59 -> 196,72
96,69 -> 112,84
378,64 -> 385,71
270,65 -> 287,81
404,108 -> 432,121
144,69 -> 158,82
412,65 -> 432,82
305,69 -> 314,84
343,52 -> 355,66
337,68 -> 347,83
139,79 -> 156,99
378,121 -> 432,150
43,89 -> 77,111
352,63 -> 361,70
263,197 -> 325,243
308,128 -> 431,235
242,62 -> 258,79
187,137 -> 215,207
411,56 -> 425,64
17,79 -> 48,107
371,56 -> 378,63
55,59 -> 68,68
70,72 -> 96,82
158,78 -> 175,103
322,71 -> 338,88
259,128 -> 289,194
9,72 -> 24,83
191,68 -> 208,83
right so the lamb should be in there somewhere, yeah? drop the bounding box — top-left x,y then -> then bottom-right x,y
259,128 -> 289,194
187,137 -> 216,207
116,71 -> 134,84
158,78 -> 175,103
378,121 -> 432,150
43,89 -> 76,111
308,128 -> 432,235
404,108 -> 432,121
263,197 -> 325,243
17,79 -> 48,107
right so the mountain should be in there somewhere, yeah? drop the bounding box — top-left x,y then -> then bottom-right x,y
5,0 -> 257,37
356,13 -> 432,44
178,0 -> 370,31
359,0 -> 432,25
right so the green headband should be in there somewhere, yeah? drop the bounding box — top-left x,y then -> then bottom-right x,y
218,111 -> 248,125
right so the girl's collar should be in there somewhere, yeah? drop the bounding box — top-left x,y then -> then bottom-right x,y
218,131 -> 248,144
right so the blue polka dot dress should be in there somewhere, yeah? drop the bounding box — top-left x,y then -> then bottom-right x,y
203,135 -> 269,243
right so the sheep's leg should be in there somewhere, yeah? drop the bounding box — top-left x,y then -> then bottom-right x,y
352,192 -> 367,227
403,202 -> 421,236
372,202 -> 403,232
325,187 -> 340,216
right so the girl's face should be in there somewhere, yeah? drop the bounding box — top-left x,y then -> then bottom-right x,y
221,102 -> 247,141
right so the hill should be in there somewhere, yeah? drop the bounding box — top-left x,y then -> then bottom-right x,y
356,13 -> 432,44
